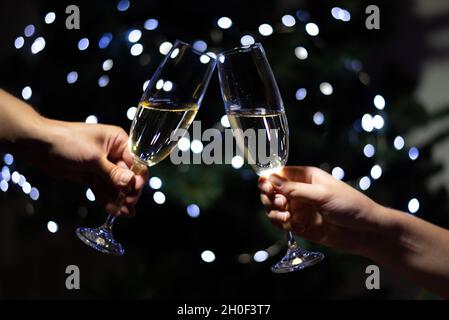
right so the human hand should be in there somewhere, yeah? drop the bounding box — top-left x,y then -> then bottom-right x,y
35,119 -> 148,216
258,166 -> 389,256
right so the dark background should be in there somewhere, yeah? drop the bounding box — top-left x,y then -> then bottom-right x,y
1,0 -> 449,299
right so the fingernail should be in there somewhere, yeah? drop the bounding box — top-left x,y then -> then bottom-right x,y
269,174 -> 284,187
274,195 -> 285,207
258,181 -> 272,193
120,170 -> 134,185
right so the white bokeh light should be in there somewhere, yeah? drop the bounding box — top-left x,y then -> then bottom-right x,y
372,115 -> 384,130
11,171 -> 20,184
254,250 -> 269,262
193,40 -> 207,52
98,75 -> 110,87
67,71 -> 78,84
22,86 -> 32,100
281,14 -> 296,27
374,95 -> 385,110
294,46 -> 308,60
0,180 -> 8,192
85,115 -> 98,124
102,59 -> 114,71
408,198 -> 420,214
221,115 -> 230,128
144,18 -> 158,30
332,167 -> 345,180
45,12 -> 56,24
159,42 -> 173,55
361,114 -> 374,132
22,182 -> 31,194
86,188 -> 95,201
130,43 -> 143,56
258,24 -> 273,36
295,88 -> 307,100
47,221 -> 58,233
231,156 -> 244,169
359,176 -> 371,190
201,250 -> 216,263
78,38 -> 89,51
217,17 -> 232,29
128,29 -> 142,43
408,147 -> 419,160
14,37 -> 24,49
153,191 -> 166,204
313,112 -> 324,125
363,144 -> 375,158
31,37 -> 46,54
305,23 -> 319,36
320,82 -> 333,95
370,164 -> 382,180
191,140 -> 204,154
143,80 -> 150,91
394,136 -> 405,150
127,106 -> 137,120
240,35 -> 255,46
24,25 -> 35,37
178,137 -> 191,152
149,177 -> 162,190
187,204 -> 200,218
200,54 -> 211,64
163,80 -> 173,92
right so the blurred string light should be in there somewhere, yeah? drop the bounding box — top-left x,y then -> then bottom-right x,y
30,187 -> 39,200
217,17 -> 232,29
78,38 -> 89,51
45,12 -> 56,24
24,24 -> 35,37
361,114 -> 374,132
117,0 -> 130,12
143,80 -> 150,91
47,221 -> 58,233
191,140 -> 204,154
201,250 -> 215,263
305,22 -> 319,36
200,54 -> 211,64
144,18 -> 158,30
18,175 -> 26,187
130,43 -> 143,56
186,204 -> 200,218
295,88 -> 307,100
22,182 -> 31,194
31,37 -> 46,54
159,42 -> 172,55
408,147 -> 419,160
163,80 -> 173,92
394,136 -> 405,150
294,46 -> 308,60
153,191 -> 166,204
102,59 -> 113,71
85,115 -> 98,124
408,198 -> 420,214
332,167 -> 345,180
193,40 -> 207,52
0,180 -> 8,192
86,188 -> 95,201
11,171 -> 20,184
331,7 -> 351,22
14,37 -> 24,49
231,155 -> 244,169
253,250 -> 269,262
220,115 -> 230,128
170,48 -> 180,59
3,154 -> 14,165
149,176 -> 162,189
374,95 -> 386,110
22,86 -> 32,100
67,71 -> 78,84
126,106 -> 137,120
98,75 -> 110,87
313,112 -> 324,125
1,166 -> 11,181
240,35 -> 255,46
258,24 -> 273,36
370,164 -> 382,180
281,14 -> 296,27
98,33 -> 113,49
363,144 -> 375,158
372,115 -> 384,130
128,29 -> 142,43
359,176 -> 371,190
319,82 -> 333,95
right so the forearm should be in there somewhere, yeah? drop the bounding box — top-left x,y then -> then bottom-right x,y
366,205 -> 449,298
0,89 -> 48,153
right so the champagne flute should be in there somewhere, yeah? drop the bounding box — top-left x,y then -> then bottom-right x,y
76,40 -> 217,255
217,43 -> 324,272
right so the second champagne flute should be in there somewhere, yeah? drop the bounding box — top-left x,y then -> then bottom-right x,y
217,43 -> 324,273
76,40 -> 217,255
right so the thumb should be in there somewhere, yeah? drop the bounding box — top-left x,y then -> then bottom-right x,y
99,157 -> 135,189
268,173 -> 327,204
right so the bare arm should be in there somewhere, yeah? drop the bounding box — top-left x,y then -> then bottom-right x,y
258,166 -> 449,298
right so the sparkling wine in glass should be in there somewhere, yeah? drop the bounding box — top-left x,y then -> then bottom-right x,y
76,41 -> 217,255
217,43 -> 324,272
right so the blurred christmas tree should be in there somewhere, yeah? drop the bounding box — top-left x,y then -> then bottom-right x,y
1,0 -> 448,299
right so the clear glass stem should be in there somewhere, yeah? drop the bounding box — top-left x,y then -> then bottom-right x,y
287,230 -> 297,249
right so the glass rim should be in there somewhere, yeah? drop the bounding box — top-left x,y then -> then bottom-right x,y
218,43 -> 263,58
172,39 -> 217,60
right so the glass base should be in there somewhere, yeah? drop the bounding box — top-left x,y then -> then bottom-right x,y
271,247 -> 324,273
76,226 -> 125,256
